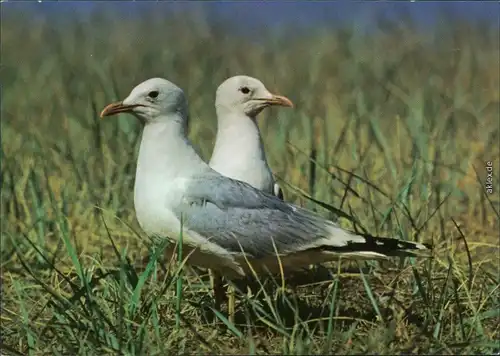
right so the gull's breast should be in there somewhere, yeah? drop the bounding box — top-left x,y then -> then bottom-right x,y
133,175 -> 188,238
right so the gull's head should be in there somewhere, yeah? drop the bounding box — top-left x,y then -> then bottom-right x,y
100,78 -> 187,124
215,75 -> 293,117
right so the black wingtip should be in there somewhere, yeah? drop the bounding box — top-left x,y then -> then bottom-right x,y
320,232 -> 434,257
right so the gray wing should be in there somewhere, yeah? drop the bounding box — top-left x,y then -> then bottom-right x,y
183,173 -> 292,212
172,173 -> 332,259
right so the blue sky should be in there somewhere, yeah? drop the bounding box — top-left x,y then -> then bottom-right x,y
5,1 -> 500,34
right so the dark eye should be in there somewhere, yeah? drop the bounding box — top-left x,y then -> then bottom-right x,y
240,86 -> 250,94
148,90 -> 159,99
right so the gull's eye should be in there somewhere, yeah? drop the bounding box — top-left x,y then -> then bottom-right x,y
239,86 -> 250,94
148,90 -> 159,99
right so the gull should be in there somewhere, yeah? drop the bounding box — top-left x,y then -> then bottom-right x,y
209,76 -> 293,311
210,75 -> 293,200
100,77 -> 431,322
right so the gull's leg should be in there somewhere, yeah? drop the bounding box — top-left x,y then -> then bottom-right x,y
227,282 -> 235,325
210,270 -> 225,319
211,270 -> 236,325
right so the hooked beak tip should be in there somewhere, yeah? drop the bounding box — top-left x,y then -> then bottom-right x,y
268,94 -> 294,108
100,102 -> 135,118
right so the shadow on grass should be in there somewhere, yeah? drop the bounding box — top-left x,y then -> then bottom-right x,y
183,263 -> 429,335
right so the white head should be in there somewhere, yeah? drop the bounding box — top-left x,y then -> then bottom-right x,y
215,75 -> 293,117
100,78 -> 188,126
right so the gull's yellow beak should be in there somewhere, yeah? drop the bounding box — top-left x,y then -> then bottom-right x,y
100,102 -> 142,118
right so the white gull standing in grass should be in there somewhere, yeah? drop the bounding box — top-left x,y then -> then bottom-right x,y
100,77 -> 431,321
209,75 -> 293,312
210,75 -> 293,200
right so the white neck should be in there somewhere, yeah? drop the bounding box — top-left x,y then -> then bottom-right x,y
133,115 -> 207,236
134,115 -> 207,210
210,110 -> 274,191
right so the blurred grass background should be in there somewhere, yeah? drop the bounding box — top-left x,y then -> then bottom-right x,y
2,3 -> 499,355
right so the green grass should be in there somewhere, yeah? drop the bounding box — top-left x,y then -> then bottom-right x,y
2,6 -> 499,355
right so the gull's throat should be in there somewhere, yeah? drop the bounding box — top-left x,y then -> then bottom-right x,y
210,112 -> 274,192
